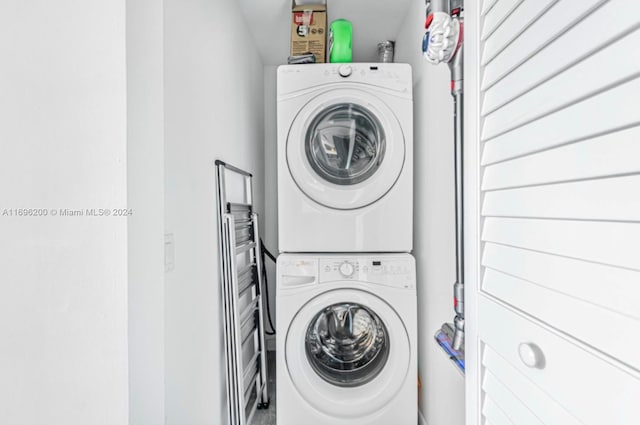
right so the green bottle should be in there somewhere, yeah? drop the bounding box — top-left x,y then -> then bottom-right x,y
329,19 -> 352,63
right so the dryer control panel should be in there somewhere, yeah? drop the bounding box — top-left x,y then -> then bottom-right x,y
277,63 -> 413,98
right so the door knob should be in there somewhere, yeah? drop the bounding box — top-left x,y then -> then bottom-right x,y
518,342 -> 546,369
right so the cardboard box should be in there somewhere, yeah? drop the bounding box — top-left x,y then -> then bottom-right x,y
290,1 -> 327,63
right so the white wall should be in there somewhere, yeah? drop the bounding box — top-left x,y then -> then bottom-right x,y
127,0 -> 165,424
0,1 -> 129,424
395,3 -> 466,425
163,0 -> 265,423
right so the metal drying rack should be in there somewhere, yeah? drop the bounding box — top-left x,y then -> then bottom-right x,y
215,160 -> 269,425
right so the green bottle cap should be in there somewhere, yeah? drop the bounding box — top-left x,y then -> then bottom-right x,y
329,19 -> 352,63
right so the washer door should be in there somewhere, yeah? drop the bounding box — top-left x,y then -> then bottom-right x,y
287,89 -> 405,210
285,288 -> 411,419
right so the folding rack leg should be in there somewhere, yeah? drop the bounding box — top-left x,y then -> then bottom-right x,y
252,213 -> 270,409
217,166 -> 239,425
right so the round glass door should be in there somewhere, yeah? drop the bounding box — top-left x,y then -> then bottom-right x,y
305,104 -> 385,186
285,288 -> 411,418
305,303 -> 389,387
286,89 -> 406,210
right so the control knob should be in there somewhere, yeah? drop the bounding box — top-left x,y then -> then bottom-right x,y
338,65 -> 353,77
339,261 -> 355,277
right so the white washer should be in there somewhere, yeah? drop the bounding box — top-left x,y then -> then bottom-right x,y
277,64 -> 413,253
276,254 -> 417,425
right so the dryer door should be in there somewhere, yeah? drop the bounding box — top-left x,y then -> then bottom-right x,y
285,288 -> 411,419
286,88 -> 405,210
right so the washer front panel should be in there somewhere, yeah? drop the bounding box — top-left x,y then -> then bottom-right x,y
287,88 -> 405,210
285,288 -> 411,419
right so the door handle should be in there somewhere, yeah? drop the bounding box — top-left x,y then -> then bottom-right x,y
281,275 -> 316,286
518,342 -> 546,369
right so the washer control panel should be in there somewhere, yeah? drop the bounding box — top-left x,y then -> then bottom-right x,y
278,255 -> 415,289
319,256 -> 415,289
338,261 -> 355,277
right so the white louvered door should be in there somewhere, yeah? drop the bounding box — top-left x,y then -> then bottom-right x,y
467,1 -> 640,424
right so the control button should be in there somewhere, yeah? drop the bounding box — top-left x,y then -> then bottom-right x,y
339,261 -> 355,277
338,65 -> 353,77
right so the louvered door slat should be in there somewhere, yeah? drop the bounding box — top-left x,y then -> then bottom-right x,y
482,217 -> 640,270
482,346 -> 584,425
481,0 -> 558,66
480,297 -> 640,425
482,268 -> 640,370
481,0 -> 499,17
482,371 -> 545,425
481,125 -> 640,190
482,175 -> 640,221
482,76 -> 640,164
481,0 -> 606,90
482,243 -> 640,319
482,0 -> 640,114
482,396 -> 516,425
481,0 -> 524,41
483,28 -> 640,140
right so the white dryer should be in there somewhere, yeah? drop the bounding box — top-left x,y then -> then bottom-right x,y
277,64 -> 413,253
276,254 -> 417,425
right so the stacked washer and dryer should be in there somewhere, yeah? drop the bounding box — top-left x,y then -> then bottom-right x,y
276,63 -> 417,425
